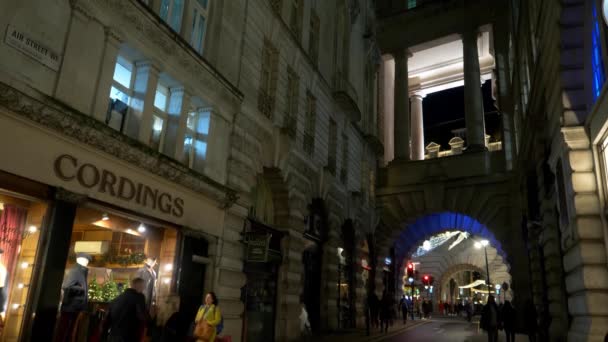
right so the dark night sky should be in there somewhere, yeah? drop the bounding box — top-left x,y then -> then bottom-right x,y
422,80 -> 502,149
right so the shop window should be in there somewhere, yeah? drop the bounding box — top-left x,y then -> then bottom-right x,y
160,0 -> 185,32
152,83 -> 170,152
303,91 -> 316,155
190,0 -> 209,54
184,109 -> 210,170
0,192 -> 47,340
592,2 -> 606,102
55,206 -> 179,340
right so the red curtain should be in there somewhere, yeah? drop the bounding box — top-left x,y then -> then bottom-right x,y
0,204 -> 27,284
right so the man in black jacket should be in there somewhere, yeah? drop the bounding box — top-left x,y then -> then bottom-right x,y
104,277 -> 148,342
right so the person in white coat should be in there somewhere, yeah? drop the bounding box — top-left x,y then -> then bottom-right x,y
299,304 -> 311,337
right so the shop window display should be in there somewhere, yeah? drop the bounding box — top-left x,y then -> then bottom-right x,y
55,207 -> 178,341
0,192 -> 46,341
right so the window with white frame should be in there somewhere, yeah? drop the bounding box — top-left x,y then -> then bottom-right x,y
184,109 -> 210,169
303,90 -> 316,155
190,0 -> 209,54
309,10 -> 320,65
258,38 -> 279,119
160,0 -> 185,32
110,55 -> 134,105
107,55 -> 135,132
151,83 -> 170,152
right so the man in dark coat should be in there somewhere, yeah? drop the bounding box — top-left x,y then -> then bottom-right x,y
104,277 -> 148,342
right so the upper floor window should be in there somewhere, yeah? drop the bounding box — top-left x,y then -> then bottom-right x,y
285,67 -> 299,138
309,11 -> 320,65
190,0 -> 209,54
160,0 -> 185,32
151,83 -> 170,152
328,119 -> 337,174
269,0 -> 282,13
110,56 -> 134,105
407,0 -> 417,9
303,90 -> 316,155
289,0 -> 303,41
341,132 -> 348,184
258,38 -> 279,119
184,109 -> 210,169
592,2 -> 606,102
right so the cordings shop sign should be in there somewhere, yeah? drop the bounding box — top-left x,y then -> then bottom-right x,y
53,154 -> 184,218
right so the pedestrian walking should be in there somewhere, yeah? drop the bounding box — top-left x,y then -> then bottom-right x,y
379,291 -> 391,333
103,277 -> 148,342
480,295 -> 500,342
370,292 -> 379,330
193,292 -> 223,342
399,295 -> 408,324
501,301 -> 516,342
524,299 -> 538,342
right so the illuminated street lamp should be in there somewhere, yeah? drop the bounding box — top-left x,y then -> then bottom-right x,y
474,239 -> 491,288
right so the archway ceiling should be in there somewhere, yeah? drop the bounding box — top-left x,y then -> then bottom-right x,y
392,212 -> 509,270
410,237 -> 511,287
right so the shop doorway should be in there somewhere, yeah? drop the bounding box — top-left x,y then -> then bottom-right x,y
178,235 -> 208,323
302,244 -> 322,333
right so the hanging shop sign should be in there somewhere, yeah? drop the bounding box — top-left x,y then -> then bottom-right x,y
245,232 -> 271,263
4,25 -> 62,71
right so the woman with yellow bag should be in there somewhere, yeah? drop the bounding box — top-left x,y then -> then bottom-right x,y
193,292 -> 223,342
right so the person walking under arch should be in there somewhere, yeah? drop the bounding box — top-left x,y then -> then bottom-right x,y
501,301 -> 516,342
480,295 -> 500,342
399,295 -> 408,324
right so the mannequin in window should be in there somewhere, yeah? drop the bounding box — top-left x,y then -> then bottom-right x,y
0,248 -> 7,313
136,257 -> 157,310
55,252 -> 91,342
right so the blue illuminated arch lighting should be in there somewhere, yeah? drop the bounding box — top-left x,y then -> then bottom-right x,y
592,2 -> 606,102
393,212 -> 508,270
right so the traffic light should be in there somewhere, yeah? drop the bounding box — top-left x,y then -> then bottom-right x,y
428,276 -> 434,285
423,275 -> 429,285
406,263 -> 414,277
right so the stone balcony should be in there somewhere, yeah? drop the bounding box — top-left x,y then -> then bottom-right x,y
378,148 -> 506,188
332,71 -> 361,123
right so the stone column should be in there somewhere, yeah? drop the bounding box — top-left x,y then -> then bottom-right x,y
462,28 -> 486,151
410,93 -> 425,160
92,29 -> 122,122
163,88 -> 191,160
128,61 -> 160,143
393,50 -> 411,160
379,56 -> 395,164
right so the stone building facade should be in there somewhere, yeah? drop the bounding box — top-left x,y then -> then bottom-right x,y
0,0 -> 380,341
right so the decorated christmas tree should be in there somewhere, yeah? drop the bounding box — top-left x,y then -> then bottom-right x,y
88,278 -> 103,302
101,276 -> 121,302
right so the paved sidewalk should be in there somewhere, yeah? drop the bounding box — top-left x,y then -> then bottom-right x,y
315,320 -> 430,342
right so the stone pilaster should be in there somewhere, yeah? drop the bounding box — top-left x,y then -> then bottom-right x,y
92,28 -> 122,122
410,93 -> 425,161
128,61 -> 160,144
555,126 -> 608,341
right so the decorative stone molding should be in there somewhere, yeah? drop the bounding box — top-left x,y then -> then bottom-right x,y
219,191 -> 239,210
0,82 -> 235,206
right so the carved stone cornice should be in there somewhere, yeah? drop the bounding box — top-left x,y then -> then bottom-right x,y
0,82 -> 238,207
